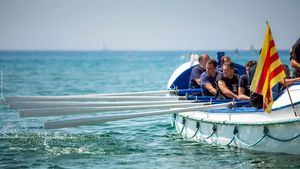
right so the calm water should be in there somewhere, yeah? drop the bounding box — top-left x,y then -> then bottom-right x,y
0,51 -> 299,169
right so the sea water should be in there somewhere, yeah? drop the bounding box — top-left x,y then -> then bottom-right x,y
0,51 -> 299,168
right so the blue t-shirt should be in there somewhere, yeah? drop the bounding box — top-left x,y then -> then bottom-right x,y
200,72 -> 219,96
189,65 -> 205,88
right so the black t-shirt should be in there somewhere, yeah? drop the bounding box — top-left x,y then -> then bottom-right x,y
216,73 -> 239,99
189,65 -> 205,88
248,64 -> 263,109
249,64 -> 256,85
238,74 -> 250,96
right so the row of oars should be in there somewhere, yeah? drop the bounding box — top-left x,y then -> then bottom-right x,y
2,90 -> 233,129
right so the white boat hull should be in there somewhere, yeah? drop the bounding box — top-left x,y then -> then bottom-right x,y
171,105 -> 300,154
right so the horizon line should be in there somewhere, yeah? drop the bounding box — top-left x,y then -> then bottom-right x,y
0,49 -> 289,52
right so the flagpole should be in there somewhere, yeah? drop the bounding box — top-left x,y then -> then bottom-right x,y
283,79 -> 297,117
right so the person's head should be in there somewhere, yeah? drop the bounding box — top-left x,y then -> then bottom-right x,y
283,64 -> 290,78
290,38 -> 300,60
206,59 -> 217,76
222,62 -> 235,78
221,56 -> 231,65
245,60 -> 257,76
198,54 -> 210,68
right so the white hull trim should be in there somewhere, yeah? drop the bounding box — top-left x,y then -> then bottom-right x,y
171,109 -> 300,154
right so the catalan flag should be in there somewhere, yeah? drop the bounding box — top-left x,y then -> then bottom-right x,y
250,22 -> 286,113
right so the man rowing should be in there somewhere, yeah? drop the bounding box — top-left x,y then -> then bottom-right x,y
189,54 -> 210,89
216,62 -> 240,100
200,59 -> 219,96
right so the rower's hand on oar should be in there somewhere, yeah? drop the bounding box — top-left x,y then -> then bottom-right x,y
228,101 -> 237,109
169,90 -> 177,95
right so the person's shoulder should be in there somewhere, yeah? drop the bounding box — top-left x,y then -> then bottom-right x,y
234,73 -> 240,79
200,72 -> 210,85
191,65 -> 200,75
216,73 -> 224,80
239,74 -> 247,79
192,65 -> 203,72
238,74 -> 248,86
201,71 -> 208,76
191,65 -> 198,71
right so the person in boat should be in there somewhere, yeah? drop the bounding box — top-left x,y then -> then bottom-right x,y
249,62 -> 300,108
280,64 -> 300,86
238,60 -> 257,100
189,54 -> 210,89
216,62 -> 240,100
217,56 -> 231,72
200,59 -> 220,96
217,55 -> 240,74
249,63 -> 263,109
272,64 -> 300,99
290,38 -> 300,77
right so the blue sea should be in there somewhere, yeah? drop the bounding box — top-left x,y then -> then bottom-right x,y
0,50 -> 299,169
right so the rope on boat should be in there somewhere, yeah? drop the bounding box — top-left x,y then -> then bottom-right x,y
264,127 -> 300,142
233,126 -> 267,147
178,117 -> 186,135
188,121 -> 200,139
223,137 -> 235,147
233,126 -> 300,146
197,124 -> 217,140
177,120 -> 300,147
221,126 -> 238,147
170,114 -> 177,127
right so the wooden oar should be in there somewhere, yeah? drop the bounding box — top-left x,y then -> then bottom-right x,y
44,102 -> 231,129
9,100 -> 191,110
19,102 -> 210,117
5,95 -> 179,103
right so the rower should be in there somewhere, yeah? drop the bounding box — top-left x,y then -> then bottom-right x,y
273,64 -> 300,99
238,61 -> 257,100
200,59 -> 219,96
188,54 -> 210,95
216,62 -> 240,100
290,38 -> 300,77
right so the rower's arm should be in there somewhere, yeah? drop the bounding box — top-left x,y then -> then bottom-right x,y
195,79 -> 201,86
279,77 -> 300,87
238,87 -> 250,100
204,83 -> 217,95
218,80 -> 239,99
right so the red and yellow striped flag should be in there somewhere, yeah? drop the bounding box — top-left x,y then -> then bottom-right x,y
250,22 -> 286,113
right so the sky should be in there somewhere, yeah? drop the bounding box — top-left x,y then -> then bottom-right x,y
0,0 -> 299,51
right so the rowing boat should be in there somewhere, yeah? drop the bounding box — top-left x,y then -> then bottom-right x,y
167,57 -> 300,154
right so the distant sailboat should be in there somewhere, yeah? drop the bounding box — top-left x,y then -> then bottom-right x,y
234,48 -> 239,54
249,44 -> 255,51
243,44 -> 257,54
101,43 -> 108,51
